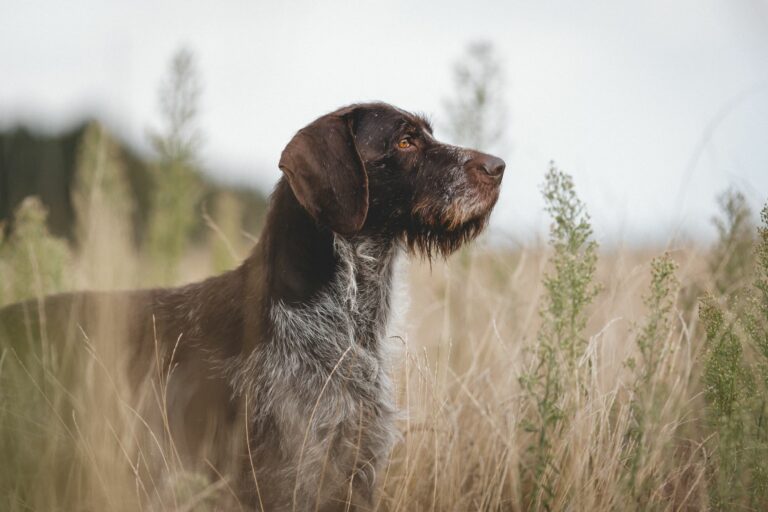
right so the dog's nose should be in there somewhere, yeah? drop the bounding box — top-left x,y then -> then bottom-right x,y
484,156 -> 506,178
467,154 -> 506,180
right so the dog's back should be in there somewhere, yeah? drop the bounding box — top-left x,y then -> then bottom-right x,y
0,281 -> 248,507
0,290 -> 157,508
0,291 -> 149,391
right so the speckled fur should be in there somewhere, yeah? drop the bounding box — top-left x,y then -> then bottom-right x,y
228,236 -> 404,510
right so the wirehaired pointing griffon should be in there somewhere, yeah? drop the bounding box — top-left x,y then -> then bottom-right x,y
0,103 -> 505,510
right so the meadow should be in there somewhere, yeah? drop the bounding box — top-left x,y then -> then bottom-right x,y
1,119 -> 766,511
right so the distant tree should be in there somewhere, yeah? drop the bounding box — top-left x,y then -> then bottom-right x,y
443,41 -> 508,153
146,48 -> 204,285
150,48 -> 203,166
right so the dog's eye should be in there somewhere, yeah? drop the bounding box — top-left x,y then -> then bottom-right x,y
397,138 -> 412,149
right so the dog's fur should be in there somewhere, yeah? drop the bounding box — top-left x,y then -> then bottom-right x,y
0,102 -> 504,510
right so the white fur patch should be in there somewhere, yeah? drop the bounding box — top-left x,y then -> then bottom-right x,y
228,235 -> 405,508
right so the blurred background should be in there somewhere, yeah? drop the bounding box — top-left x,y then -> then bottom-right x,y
2,0 -> 767,250
3,3 -> 768,510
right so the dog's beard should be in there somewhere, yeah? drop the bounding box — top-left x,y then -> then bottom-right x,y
405,211 -> 493,259
405,185 -> 499,258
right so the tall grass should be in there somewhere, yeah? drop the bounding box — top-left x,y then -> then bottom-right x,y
73,121 -> 138,289
1,152 -> 767,510
518,164 -> 600,510
377,166 -> 725,511
700,201 -> 768,510
623,252 -> 680,503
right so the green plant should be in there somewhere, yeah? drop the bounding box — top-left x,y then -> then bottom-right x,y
624,253 -> 680,503
0,197 -> 72,304
710,188 -> 754,298
701,201 -> 768,510
539,165 -> 600,371
519,163 -> 600,510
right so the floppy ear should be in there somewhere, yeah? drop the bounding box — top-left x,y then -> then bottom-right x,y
278,110 -> 368,235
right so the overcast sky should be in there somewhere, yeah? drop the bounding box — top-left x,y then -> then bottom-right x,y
2,0 -> 767,244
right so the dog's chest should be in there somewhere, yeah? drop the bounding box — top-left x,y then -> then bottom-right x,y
272,237 -> 400,389
238,237 -> 403,438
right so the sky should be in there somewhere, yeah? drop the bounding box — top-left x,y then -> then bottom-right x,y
1,0 -> 767,245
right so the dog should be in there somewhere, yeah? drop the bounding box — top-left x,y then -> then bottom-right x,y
0,102 -> 505,510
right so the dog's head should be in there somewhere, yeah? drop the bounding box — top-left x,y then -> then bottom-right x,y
278,102 -> 505,257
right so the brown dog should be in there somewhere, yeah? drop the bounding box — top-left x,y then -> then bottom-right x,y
0,102 -> 505,510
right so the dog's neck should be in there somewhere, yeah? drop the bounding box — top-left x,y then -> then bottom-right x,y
230,179 -> 402,402
257,179 -> 401,347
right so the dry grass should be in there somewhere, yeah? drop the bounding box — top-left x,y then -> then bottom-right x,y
1,242 -> 713,511
1,178 -> 764,511
377,245 -> 709,511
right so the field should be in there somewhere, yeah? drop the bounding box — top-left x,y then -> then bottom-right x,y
1,150 -> 767,511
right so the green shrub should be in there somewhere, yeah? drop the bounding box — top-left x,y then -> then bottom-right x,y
0,197 -> 72,304
701,202 -> 768,510
710,189 -> 754,298
624,253 -> 680,504
519,163 -> 600,510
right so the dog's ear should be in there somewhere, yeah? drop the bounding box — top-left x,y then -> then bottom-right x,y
278,109 -> 368,235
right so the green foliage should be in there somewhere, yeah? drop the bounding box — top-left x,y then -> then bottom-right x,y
146,48 -> 204,284
624,254 -> 680,503
701,200 -> 768,510
520,164 -> 600,510
0,197 -> 72,303
635,254 -> 679,383
0,200 -> 74,509
752,205 -> 768,335
710,188 -> 754,297
539,164 -> 600,369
